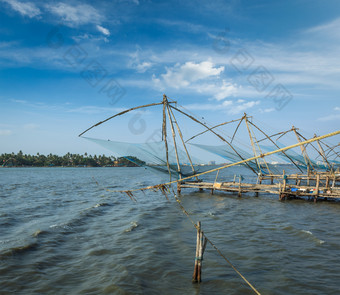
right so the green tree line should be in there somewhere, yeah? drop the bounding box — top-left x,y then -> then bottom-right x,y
1,151 -> 145,167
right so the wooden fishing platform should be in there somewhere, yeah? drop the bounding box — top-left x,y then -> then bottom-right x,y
178,171 -> 340,202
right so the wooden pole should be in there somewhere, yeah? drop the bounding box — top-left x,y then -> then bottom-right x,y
280,169 -> 286,201
177,182 -> 181,194
245,114 -> 262,172
292,126 -> 313,174
79,101 -> 165,136
314,134 -> 332,171
165,98 -> 182,179
193,221 -> 207,283
238,175 -> 242,197
162,95 -> 172,180
113,130 -> 340,195
249,121 -> 303,173
314,174 -> 320,203
248,120 -> 272,174
170,105 -> 258,175
168,106 -> 197,179
193,221 -> 201,283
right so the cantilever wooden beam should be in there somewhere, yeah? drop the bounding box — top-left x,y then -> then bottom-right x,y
78,101 -> 177,137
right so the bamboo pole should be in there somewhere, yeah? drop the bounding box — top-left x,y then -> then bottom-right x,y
192,221 -> 201,282
186,118 -> 243,143
230,116 -> 244,143
193,221 -> 207,283
109,130 -> 340,195
314,174 -> 320,203
292,126 -> 313,174
257,129 -> 292,143
314,134 -> 332,171
165,100 -> 182,179
245,114 -> 262,172
171,105 -> 258,175
238,175 -> 242,197
248,121 -> 303,173
168,106 -> 197,178
248,120 -> 272,174
162,95 -> 172,180
79,101 -> 165,137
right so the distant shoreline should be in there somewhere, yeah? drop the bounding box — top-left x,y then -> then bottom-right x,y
0,165 -> 139,168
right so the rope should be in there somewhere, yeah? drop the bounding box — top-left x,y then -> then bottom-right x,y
107,130 -> 340,195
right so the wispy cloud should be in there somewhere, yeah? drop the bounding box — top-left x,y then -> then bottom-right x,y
317,114 -> 340,121
66,105 -> 124,114
1,0 -> 41,18
0,129 -> 12,136
23,123 -> 39,130
183,99 -> 260,115
305,17 -> 340,40
127,46 -> 153,73
45,2 -> 102,27
155,19 -> 211,34
317,106 -> 340,121
96,25 -> 110,36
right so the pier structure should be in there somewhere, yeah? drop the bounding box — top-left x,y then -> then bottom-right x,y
79,94 -> 340,203
178,170 -> 340,202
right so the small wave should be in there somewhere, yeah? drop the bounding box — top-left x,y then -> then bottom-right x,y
301,229 -> 325,245
32,229 -> 47,237
0,242 -> 38,258
125,221 -> 139,233
94,202 -> 111,208
49,222 -> 71,229
106,185 -> 119,189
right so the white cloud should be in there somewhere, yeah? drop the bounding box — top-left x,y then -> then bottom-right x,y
228,100 -> 260,115
0,129 -> 12,136
183,99 -> 260,115
66,106 -> 124,114
318,114 -> 340,121
23,123 -> 39,130
317,106 -> 340,121
128,46 -> 153,73
155,61 -> 224,89
135,61 -> 152,73
46,2 -> 102,27
155,19 -> 209,34
96,25 -> 110,36
259,108 -> 275,113
2,0 -> 41,18
11,99 -> 28,104
213,81 -> 239,101
305,17 -> 340,39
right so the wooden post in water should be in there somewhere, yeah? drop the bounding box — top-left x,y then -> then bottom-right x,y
282,170 -> 287,192
238,176 -> 242,198
192,221 -> 207,283
314,174 -> 320,203
177,182 -> 181,194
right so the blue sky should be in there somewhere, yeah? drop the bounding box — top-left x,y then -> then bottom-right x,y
0,0 -> 340,156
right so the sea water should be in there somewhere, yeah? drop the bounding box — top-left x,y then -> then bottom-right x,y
0,167 -> 339,294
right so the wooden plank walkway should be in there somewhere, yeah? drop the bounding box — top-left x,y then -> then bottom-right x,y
178,172 -> 340,202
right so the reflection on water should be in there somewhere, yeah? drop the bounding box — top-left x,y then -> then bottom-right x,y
0,167 -> 339,294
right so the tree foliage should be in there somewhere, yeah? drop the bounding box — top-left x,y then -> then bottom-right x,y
0,151 -> 145,167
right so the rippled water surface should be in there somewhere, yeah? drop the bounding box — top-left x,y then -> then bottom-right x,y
0,167 -> 339,294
